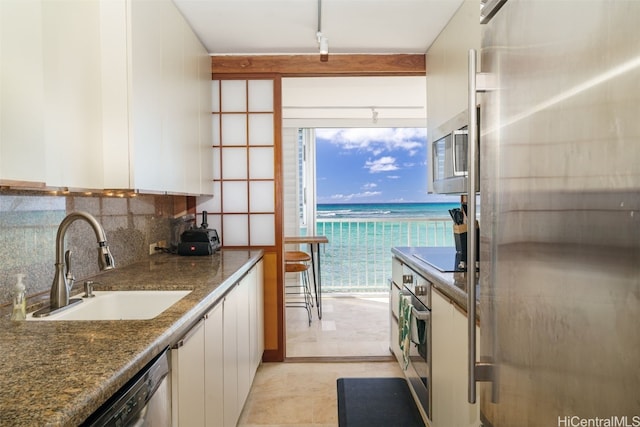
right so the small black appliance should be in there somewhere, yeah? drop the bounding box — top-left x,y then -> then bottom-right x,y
177,211 -> 220,256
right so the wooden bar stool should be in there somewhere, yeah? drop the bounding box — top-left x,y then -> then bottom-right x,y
285,250 -> 317,309
285,250 -> 311,263
284,250 -> 314,325
285,261 -> 312,325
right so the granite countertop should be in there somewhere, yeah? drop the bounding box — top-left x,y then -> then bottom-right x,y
0,249 -> 263,426
391,246 -> 479,319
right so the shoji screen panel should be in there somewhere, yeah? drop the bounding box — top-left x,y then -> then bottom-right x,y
211,78 -> 278,247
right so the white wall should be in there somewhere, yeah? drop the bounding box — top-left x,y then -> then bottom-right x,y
282,76 -> 427,128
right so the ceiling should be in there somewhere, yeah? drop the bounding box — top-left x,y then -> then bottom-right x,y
172,0 -> 465,55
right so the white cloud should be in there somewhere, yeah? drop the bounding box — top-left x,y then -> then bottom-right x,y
329,191 -> 381,201
316,128 -> 425,156
386,175 -> 400,179
362,182 -> 378,189
365,156 -> 398,173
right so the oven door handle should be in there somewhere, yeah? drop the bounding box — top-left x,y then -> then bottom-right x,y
411,306 -> 430,321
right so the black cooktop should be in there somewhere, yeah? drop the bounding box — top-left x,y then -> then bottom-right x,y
410,246 -> 465,272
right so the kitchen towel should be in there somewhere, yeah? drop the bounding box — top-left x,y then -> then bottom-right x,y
398,294 -> 412,370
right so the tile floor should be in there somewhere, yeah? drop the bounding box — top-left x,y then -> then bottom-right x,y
237,293 -> 400,426
237,361 -> 404,427
285,293 -> 391,358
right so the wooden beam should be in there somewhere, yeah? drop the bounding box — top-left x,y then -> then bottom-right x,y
211,54 -> 425,76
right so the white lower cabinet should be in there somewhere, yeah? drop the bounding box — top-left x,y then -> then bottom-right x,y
250,262 -> 264,379
171,259 -> 264,427
236,272 -> 252,411
389,278 -> 402,366
205,303 -> 224,427
223,282 -> 239,427
226,261 -> 264,426
389,257 -> 403,364
431,288 -> 479,427
171,318 -> 206,426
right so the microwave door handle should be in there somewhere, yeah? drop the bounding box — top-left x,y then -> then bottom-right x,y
452,129 -> 469,176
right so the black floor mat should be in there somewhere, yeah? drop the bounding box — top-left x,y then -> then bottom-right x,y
336,377 -> 425,427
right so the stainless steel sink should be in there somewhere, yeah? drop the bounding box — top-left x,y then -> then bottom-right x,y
27,290 -> 191,321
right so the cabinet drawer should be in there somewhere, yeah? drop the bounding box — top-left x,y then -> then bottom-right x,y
389,279 -> 401,319
389,279 -> 402,364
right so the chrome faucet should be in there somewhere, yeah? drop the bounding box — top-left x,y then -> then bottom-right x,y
49,211 -> 115,310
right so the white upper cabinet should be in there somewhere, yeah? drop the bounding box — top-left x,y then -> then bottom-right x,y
0,0 -> 46,185
104,0 -> 213,194
425,0 -> 480,133
0,0 -> 212,194
1,0 -> 106,189
42,0 -> 105,189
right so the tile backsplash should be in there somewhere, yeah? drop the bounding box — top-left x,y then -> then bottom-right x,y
0,191 -> 176,308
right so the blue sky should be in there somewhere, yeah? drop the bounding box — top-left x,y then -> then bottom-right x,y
315,128 -> 458,204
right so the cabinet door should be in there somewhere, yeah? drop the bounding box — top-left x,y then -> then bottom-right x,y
236,273 -> 252,411
171,318 -> 206,426
181,19 -> 205,195
99,0 -> 129,189
431,288 -> 454,427
42,0 -> 104,189
128,0 -> 167,193
389,279 -> 402,365
0,0 -> 46,184
223,286 -> 239,427
204,303 -> 224,427
431,288 -> 480,427
126,0 -> 211,194
250,260 -> 264,376
450,305 -> 480,427
1,0 -> 105,188
198,43 -> 214,195
391,256 -> 403,287
159,1 -> 185,194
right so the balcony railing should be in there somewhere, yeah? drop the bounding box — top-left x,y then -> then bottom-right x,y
314,217 -> 454,293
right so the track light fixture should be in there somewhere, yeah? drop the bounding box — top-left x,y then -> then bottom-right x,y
317,32 -> 329,62
317,0 -> 328,62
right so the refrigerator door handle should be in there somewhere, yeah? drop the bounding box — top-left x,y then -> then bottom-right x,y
467,47 -> 479,405
468,48 -> 498,406
467,48 -> 498,404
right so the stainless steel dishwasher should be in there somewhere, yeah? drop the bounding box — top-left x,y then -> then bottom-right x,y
82,348 -> 171,426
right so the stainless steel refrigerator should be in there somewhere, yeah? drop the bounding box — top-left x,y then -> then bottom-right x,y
467,1 -> 640,426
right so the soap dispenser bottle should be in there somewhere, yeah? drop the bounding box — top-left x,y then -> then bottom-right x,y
11,273 -> 26,321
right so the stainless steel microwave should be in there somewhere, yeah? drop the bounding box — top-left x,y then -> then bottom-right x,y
428,109 -> 479,195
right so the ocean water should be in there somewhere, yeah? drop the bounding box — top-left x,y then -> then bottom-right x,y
312,203 -> 459,292
317,202 -> 458,219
